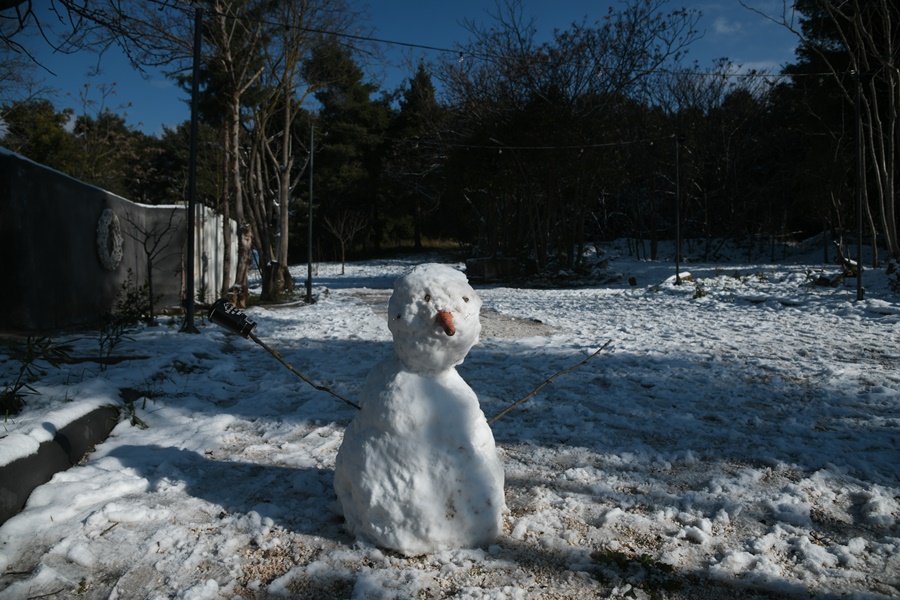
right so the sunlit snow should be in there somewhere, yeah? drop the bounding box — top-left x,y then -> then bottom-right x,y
0,240 -> 898,599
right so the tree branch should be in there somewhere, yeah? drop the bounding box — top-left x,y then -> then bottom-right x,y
488,340 -> 612,424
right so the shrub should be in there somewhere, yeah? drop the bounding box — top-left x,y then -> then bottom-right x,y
1,336 -> 74,416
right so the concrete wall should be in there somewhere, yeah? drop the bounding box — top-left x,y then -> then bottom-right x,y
1,148 -> 236,332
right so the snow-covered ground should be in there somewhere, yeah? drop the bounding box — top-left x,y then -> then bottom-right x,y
1,240 -> 898,599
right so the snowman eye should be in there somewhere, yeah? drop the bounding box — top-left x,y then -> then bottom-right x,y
424,294 -> 431,302
463,297 -> 469,303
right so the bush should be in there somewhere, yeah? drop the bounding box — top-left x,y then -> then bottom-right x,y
1,336 -> 73,416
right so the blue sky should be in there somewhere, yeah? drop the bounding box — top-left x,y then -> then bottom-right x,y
23,1 -> 798,136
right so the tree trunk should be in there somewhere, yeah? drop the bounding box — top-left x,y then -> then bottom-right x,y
229,91 -> 257,305
146,257 -> 155,323
413,198 -> 423,250
277,82 -> 293,267
221,127 -> 233,298
261,262 -> 293,302
230,224 -> 253,308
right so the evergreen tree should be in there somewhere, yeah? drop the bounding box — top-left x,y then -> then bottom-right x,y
0,97 -> 158,202
150,121 -> 224,207
775,0 -> 899,260
306,40 -> 392,251
0,99 -> 77,172
71,109 -> 147,197
385,63 -> 446,249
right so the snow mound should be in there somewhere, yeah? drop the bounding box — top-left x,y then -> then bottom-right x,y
387,263 -> 482,374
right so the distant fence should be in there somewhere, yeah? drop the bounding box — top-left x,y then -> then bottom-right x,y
0,147 -> 236,331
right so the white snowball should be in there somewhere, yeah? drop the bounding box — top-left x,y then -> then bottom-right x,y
388,263 -> 482,374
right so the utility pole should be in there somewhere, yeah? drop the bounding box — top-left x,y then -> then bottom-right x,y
181,6 -> 202,333
854,69 -> 864,302
306,124 -> 314,304
674,133 -> 682,285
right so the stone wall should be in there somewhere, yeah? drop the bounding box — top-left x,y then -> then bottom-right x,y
0,148 -> 235,331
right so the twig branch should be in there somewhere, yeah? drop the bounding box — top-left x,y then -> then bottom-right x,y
833,241 -> 860,276
488,340 -> 612,425
26,588 -> 67,599
248,332 -> 361,410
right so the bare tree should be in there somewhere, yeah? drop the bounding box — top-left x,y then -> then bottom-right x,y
656,59 -> 775,252
246,1 -> 317,301
244,0 -> 363,301
744,0 -> 899,260
0,0 -> 193,69
203,0 -> 267,300
0,42 -> 43,105
324,210 -> 367,275
439,0 -> 701,272
122,208 -> 180,322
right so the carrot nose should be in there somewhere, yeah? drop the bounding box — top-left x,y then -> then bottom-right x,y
435,310 -> 455,336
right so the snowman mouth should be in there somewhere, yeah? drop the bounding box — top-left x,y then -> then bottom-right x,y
435,310 -> 455,336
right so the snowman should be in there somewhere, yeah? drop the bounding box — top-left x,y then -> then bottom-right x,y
334,263 -> 505,556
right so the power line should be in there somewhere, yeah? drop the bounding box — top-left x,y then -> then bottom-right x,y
382,134 -> 672,152
136,1 -> 844,156
153,0 -> 831,81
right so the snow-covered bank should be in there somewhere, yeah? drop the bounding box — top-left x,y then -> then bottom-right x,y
0,248 -> 898,599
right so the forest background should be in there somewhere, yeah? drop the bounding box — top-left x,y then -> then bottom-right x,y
1,0 -> 898,302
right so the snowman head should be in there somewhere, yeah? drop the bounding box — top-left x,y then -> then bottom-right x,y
388,263 -> 482,374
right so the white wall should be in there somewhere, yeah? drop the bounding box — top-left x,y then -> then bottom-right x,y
194,205 -> 237,303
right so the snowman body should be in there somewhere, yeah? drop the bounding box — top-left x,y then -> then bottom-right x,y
334,264 -> 505,556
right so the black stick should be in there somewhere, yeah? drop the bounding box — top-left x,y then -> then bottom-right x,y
208,299 -> 360,410
247,331 -> 360,410
488,340 -> 612,425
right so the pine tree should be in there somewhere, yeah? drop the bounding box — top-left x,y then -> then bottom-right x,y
307,40 -> 392,251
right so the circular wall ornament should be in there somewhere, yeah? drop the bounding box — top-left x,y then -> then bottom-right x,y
96,208 -> 124,271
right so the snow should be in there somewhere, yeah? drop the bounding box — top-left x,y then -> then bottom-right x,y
0,392 -> 117,465
0,434 -> 39,467
385,264 -> 483,374
0,243 -> 898,599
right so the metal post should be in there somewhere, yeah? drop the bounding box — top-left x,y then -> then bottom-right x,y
674,133 -> 682,285
181,6 -> 202,333
854,69 -> 864,301
306,124 -> 314,304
